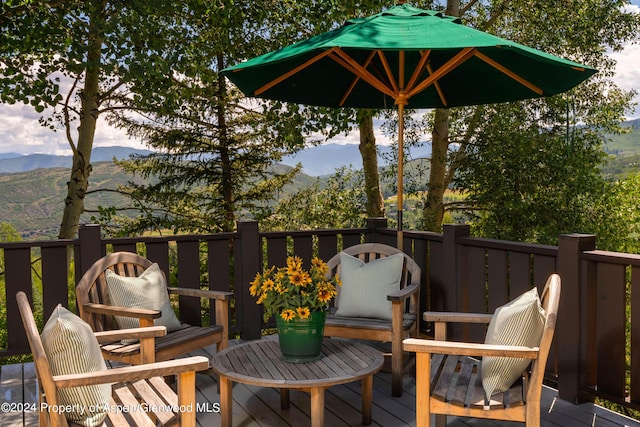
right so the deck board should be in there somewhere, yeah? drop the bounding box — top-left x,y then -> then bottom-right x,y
2,341 -> 640,427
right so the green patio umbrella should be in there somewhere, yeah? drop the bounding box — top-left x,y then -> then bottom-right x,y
221,4 -> 597,246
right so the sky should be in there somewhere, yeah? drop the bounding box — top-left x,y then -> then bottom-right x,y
0,3 -> 638,156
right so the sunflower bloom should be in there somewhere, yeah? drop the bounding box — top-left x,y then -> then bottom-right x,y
280,309 -> 296,321
286,256 -> 302,274
257,292 -> 267,304
296,306 -> 311,319
249,274 -> 261,297
311,257 -> 329,275
317,289 -> 333,303
290,271 -> 312,287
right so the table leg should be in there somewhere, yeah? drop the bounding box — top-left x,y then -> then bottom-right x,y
310,387 -> 325,427
219,376 -> 232,427
362,375 -> 373,425
280,388 -> 290,409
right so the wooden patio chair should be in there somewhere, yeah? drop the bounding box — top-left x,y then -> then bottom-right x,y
403,273 -> 561,427
323,242 -> 421,397
76,251 -> 232,365
17,291 -> 210,427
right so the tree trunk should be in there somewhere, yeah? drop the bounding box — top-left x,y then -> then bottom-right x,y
58,9 -> 102,239
422,0 -> 459,232
358,111 -> 385,218
423,108 -> 450,231
216,53 -> 235,233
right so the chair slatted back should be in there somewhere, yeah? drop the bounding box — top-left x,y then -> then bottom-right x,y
76,252 -> 155,332
326,243 -> 421,314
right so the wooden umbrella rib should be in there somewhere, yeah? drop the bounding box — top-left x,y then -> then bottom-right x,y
331,48 -> 396,99
377,50 -> 399,93
407,47 -> 476,98
339,51 -> 377,106
474,51 -> 543,95
254,48 -> 337,96
405,50 -> 431,93
427,63 -> 448,107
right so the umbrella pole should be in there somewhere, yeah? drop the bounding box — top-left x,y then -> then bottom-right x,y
397,102 -> 405,251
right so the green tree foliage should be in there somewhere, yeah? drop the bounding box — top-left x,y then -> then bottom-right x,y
454,103 -> 618,246
0,1 -> 221,238
101,1 -> 399,235
261,168 -> 368,231
601,172 -> 640,253
420,0 -> 640,233
0,222 -> 22,243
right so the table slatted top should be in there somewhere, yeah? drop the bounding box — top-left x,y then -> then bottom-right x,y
210,339 -> 384,389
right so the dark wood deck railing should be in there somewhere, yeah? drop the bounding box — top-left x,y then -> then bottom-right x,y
0,220 -> 637,412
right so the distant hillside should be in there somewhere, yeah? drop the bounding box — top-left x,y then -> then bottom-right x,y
601,118 -> 640,178
0,160 -> 313,239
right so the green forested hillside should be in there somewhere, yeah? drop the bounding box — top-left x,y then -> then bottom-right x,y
0,161 -> 314,239
601,119 -> 640,179
0,162 -> 145,239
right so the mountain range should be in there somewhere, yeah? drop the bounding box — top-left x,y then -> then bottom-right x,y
281,143 -> 431,176
0,143 -> 432,177
0,147 -> 152,174
2,116 -> 638,176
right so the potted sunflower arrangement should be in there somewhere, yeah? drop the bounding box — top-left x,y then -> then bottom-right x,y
249,255 -> 341,362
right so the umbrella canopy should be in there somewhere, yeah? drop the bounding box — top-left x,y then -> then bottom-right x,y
221,4 -> 597,245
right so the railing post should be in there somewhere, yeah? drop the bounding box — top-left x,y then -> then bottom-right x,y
441,224 -> 470,340
557,233 -> 596,404
365,217 -> 388,244
76,224 -> 105,279
235,220 -> 262,340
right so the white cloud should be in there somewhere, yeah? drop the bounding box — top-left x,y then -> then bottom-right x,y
608,4 -> 640,118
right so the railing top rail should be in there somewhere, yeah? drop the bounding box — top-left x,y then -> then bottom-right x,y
581,249 -> 640,266
259,227 -> 367,239
0,238 -> 75,250
457,235 -> 558,256
102,231 -> 237,245
402,229 -> 444,242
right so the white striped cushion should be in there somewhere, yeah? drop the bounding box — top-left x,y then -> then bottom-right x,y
481,287 -> 546,399
105,263 -> 181,332
335,252 -> 404,321
40,305 -> 110,426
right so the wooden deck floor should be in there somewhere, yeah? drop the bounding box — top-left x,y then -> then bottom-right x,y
2,340 -> 640,427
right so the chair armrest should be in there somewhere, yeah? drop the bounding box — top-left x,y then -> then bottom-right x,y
82,302 -> 161,320
423,311 -> 493,324
53,356 -> 210,388
403,338 -> 539,359
167,287 -> 233,301
387,284 -> 419,302
93,326 -> 167,344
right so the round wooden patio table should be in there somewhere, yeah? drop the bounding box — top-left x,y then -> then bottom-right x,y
210,338 -> 384,427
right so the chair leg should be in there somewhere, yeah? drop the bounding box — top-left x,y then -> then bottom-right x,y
178,371 -> 197,427
415,352 -> 431,427
391,334 -> 403,397
525,399 -> 541,427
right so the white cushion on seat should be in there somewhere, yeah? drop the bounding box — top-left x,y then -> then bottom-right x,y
40,305 -> 110,426
335,252 -> 404,321
105,262 -> 181,332
481,287 -> 546,399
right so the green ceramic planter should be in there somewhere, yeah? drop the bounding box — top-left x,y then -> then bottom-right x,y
276,311 -> 326,363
